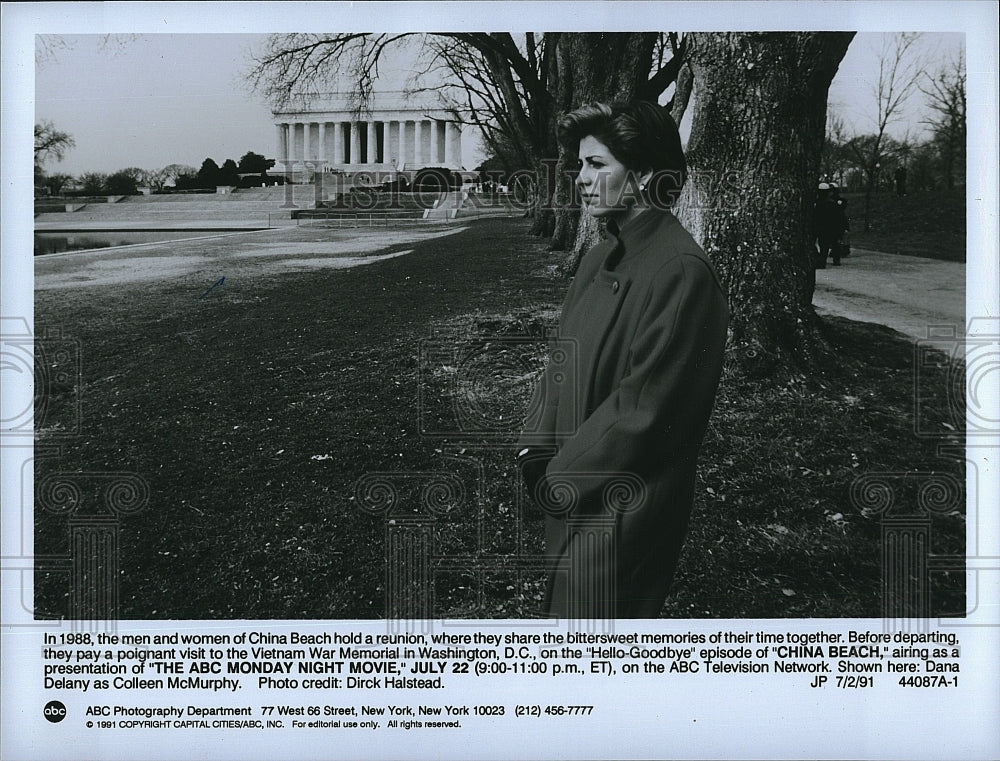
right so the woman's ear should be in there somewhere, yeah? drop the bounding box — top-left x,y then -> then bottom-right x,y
638,168 -> 654,191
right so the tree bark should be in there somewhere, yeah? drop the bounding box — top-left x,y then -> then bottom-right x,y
677,32 -> 854,369
670,60 -> 694,126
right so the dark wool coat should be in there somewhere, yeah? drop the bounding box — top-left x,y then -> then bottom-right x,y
518,207 -> 728,618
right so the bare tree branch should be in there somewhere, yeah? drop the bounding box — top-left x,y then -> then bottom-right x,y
34,120 -> 75,168
919,48 -> 966,189
872,32 -> 924,136
844,33 -> 926,229
641,33 -> 686,100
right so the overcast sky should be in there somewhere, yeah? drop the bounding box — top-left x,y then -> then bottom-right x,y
32,27 -> 964,177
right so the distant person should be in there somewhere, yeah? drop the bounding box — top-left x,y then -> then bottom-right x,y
814,182 -> 848,267
894,166 -> 907,197
830,182 -> 850,259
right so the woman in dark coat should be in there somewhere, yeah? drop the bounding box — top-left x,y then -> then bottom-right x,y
517,101 -> 729,619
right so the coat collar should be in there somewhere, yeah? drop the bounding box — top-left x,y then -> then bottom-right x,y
603,207 -> 679,269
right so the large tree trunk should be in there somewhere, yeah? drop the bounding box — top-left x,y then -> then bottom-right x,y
547,155 -> 579,250
548,33 -> 659,265
678,32 -> 854,369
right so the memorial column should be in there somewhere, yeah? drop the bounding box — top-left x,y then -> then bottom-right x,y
333,121 -> 345,165
397,119 -> 408,167
303,123 -> 312,162
414,120 -> 424,165
367,121 -> 378,164
429,120 -> 440,164
444,122 -> 457,167
350,121 -> 361,165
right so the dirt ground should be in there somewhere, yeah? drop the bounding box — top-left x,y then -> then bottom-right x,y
30,218 -> 965,619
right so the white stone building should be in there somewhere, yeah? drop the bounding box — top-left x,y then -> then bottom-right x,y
273,91 -> 465,180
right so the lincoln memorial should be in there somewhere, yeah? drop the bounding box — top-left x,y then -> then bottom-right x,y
273,91 -> 465,179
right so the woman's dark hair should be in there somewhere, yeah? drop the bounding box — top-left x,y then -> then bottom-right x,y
557,101 -> 686,207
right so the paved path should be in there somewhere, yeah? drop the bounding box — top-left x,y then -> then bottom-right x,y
813,247 -> 965,341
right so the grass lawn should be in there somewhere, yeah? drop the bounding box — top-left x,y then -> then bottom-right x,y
846,188 -> 965,262
34,217 -> 965,619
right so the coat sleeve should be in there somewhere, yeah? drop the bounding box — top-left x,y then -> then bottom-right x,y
545,253 -> 728,514
515,258 -> 596,453
517,341 -> 562,451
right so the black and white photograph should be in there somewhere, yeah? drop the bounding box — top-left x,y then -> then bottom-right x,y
2,2 -> 998,760
25,25 -> 974,621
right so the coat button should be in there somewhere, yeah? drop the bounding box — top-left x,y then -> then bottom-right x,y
611,280 -> 620,293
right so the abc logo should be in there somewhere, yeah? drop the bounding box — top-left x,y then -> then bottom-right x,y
44,700 -> 67,723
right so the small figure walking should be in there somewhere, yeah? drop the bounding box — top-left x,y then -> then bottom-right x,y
814,181 -> 848,267
830,182 -> 850,259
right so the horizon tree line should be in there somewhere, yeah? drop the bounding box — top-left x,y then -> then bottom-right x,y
33,148 -> 277,197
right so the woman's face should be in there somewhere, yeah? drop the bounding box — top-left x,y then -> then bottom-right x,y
576,135 -> 643,221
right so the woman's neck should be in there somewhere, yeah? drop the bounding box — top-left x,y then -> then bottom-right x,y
611,201 -> 651,230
